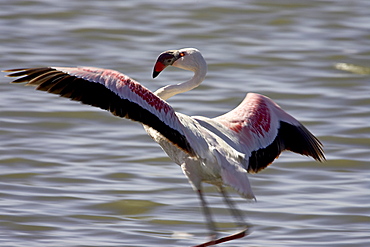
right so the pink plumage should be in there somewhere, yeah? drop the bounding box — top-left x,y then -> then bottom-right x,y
4,48 -> 325,246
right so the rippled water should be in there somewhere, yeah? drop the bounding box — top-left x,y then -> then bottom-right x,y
1,1 -> 369,246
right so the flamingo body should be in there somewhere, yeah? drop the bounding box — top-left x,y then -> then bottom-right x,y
4,48 -> 325,245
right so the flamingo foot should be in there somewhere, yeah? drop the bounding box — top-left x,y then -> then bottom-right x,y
192,227 -> 248,247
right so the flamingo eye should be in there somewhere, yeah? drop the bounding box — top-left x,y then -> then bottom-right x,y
179,52 -> 186,57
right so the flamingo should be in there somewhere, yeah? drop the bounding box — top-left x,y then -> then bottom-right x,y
4,48 -> 325,246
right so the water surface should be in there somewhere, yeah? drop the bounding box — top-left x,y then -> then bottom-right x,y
1,1 -> 369,246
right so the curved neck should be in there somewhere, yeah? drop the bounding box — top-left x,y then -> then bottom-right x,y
154,60 -> 207,101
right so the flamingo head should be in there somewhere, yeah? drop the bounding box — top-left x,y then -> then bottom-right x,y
152,48 -> 204,78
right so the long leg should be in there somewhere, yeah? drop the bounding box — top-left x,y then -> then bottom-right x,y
218,186 -> 247,228
197,189 -> 218,240
193,187 -> 250,247
181,161 -> 248,246
181,162 -> 218,240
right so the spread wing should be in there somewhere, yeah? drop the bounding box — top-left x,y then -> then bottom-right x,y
4,67 -> 195,155
214,93 -> 325,173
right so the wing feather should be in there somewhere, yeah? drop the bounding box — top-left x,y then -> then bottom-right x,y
214,93 -> 325,173
4,67 -> 194,155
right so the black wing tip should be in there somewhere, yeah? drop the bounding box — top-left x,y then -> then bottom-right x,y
313,139 -> 326,161
295,124 -> 326,162
247,121 -> 326,174
3,67 -> 48,73
3,67 -> 55,80
311,144 -> 326,162
3,68 -> 28,78
3,68 -> 24,73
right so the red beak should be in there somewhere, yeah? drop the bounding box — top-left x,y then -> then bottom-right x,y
153,61 -> 166,78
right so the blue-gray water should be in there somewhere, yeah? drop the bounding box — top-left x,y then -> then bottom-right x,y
1,1 -> 369,246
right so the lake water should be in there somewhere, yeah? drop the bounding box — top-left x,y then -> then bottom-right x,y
0,1 -> 369,246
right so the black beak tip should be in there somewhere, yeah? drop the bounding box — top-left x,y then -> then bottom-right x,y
152,70 -> 160,78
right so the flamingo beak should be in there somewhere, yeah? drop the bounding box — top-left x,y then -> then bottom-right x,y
152,61 -> 166,78
152,50 -> 180,78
